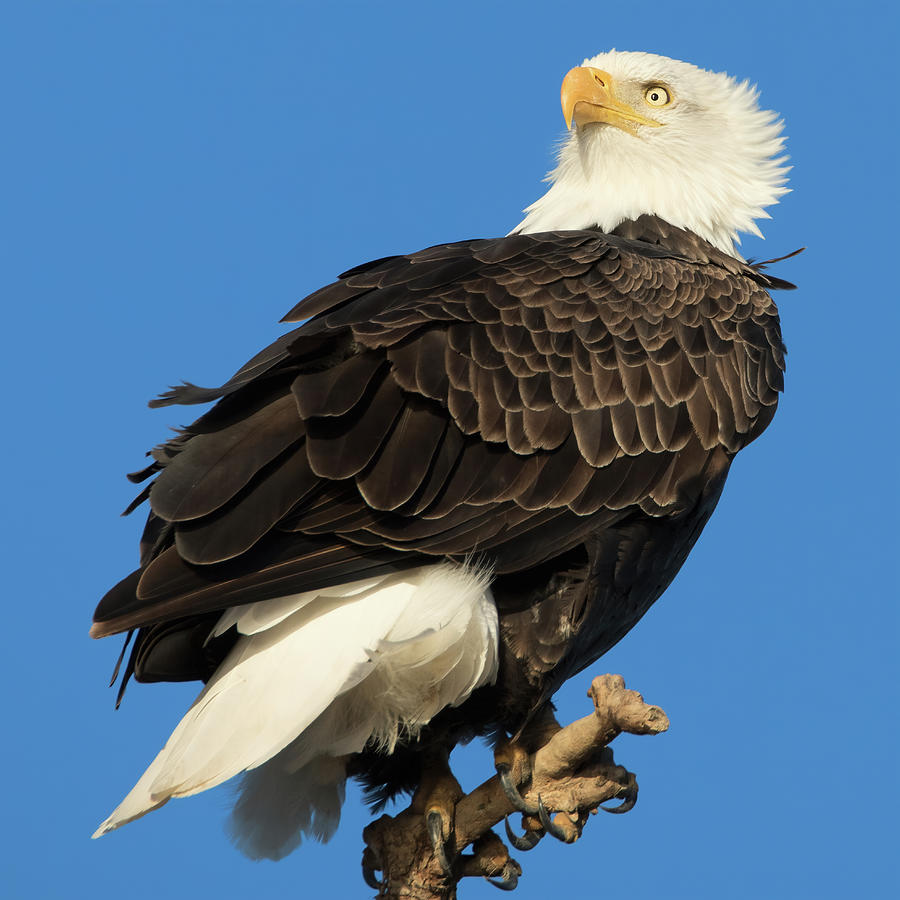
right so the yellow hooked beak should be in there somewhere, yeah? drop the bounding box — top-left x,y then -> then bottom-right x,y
561,66 -> 662,134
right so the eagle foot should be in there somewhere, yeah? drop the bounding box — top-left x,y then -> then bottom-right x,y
494,705 -> 564,815
362,809 -> 456,898
536,794 -> 577,842
360,675 -> 668,896
411,750 -> 464,877
503,815 -> 542,851
497,763 -> 585,843
361,845 -> 384,891
484,860 -> 520,891
496,762 -> 538,816
600,772 -> 638,814
425,810 -> 453,877
458,830 -> 521,892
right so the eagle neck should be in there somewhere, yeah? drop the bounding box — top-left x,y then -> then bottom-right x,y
511,126 -> 743,258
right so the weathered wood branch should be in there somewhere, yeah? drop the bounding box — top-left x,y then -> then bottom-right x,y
362,674 -> 669,899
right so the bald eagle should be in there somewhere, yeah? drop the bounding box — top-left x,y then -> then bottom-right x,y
92,50 -> 792,863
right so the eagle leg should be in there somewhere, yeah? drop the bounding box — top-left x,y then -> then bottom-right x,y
410,747 -> 464,877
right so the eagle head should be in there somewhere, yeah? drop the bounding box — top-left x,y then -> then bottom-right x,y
516,50 -> 790,256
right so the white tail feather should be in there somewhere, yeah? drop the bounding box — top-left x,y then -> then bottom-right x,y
93,562 -> 498,858
228,755 -> 347,861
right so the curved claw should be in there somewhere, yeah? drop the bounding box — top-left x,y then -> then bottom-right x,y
497,763 -> 538,816
426,810 -> 454,876
503,815 -> 542,851
484,861 -> 521,891
536,795 -> 570,842
601,785 -> 638,815
362,862 -> 383,891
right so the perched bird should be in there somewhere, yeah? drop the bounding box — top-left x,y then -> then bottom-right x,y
92,49 -> 792,866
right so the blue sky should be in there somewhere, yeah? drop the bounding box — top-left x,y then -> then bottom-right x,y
2,2 -> 897,898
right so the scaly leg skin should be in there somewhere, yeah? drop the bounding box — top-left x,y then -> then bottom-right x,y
409,747 -> 464,876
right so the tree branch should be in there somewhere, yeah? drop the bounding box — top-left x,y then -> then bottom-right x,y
362,674 -> 669,898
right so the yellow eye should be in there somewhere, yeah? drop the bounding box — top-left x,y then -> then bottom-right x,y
644,86 -> 670,107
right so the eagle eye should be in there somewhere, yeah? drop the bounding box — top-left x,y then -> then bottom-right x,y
644,86 -> 671,107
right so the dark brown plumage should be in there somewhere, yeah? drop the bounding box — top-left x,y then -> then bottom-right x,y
94,215 -> 788,792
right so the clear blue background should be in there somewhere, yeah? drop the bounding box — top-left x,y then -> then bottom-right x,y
2,2 -> 897,897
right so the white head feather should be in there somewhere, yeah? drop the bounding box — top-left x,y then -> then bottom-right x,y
515,50 -> 789,256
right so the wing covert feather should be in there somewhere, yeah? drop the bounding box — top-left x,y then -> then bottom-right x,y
95,222 -> 787,639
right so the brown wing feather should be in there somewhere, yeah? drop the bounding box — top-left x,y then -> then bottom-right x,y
149,391 -> 302,522
94,221 -> 787,674
173,441 -> 317,565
